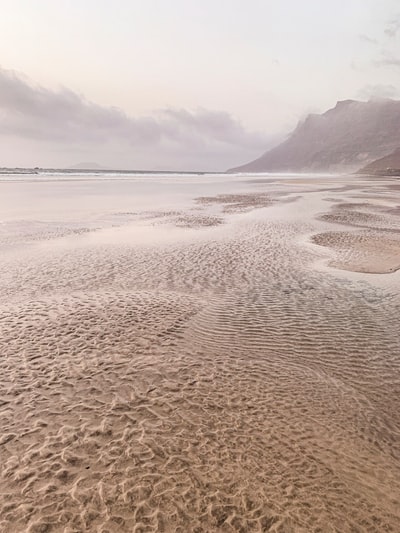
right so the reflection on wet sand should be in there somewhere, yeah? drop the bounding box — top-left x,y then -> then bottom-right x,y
313,179 -> 400,273
0,174 -> 399,532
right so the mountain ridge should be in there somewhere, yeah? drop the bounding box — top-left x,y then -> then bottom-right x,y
358,147 -> 400,175
229,99 -> 400,173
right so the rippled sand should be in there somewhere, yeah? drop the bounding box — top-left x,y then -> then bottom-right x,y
0,173 -> 400,532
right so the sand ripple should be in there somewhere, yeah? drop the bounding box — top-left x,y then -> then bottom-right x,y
1,181 -> 400,531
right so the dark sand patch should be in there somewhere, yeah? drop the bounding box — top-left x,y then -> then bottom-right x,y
312,230 -> 400,273
313,183 -> 400,273
172,214 -> 224,228
196,193 -> 271,213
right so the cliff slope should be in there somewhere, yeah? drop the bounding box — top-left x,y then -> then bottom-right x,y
230,99 -> 400,173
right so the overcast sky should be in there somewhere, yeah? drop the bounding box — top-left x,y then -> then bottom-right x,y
1,0 -> 400,170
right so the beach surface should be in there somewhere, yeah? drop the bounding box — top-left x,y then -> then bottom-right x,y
1,172 -> 400,532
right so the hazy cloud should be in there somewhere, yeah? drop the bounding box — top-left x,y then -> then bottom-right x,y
359,34 -> 378,45
0,67 -> 270,170
358,83 -> 398,99
384,16 -> 400,38
374,53 -> 400,68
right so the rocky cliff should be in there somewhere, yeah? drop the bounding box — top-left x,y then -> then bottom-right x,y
358,147 -> 400,175
230,99 -> 400,173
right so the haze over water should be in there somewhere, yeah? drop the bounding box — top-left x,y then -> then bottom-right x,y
1,172 -> 399,532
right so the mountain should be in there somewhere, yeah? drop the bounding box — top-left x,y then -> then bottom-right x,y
67,162 -> 109,170
358,147 -> 400,175
229,99 -> 400,173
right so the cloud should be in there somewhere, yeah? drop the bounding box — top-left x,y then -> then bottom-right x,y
159,108 -> 266,149
357,83 -> 398,99
374,53 -> 400,68
384,16 -> 400,38
0,67 -> 271,170
372,14 -> 400,69
359,34 -> 378,45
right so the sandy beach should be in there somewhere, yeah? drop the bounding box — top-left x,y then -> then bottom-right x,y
1,172 -> 400,532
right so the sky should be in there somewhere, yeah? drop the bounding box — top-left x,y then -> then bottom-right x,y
0,0 -> 400,171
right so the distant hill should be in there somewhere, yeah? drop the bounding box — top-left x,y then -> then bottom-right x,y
358,147 -> 400,176
67,162 -> 109,170
229,99 -> 400,173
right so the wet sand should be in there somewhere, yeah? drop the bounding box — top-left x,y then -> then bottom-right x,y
0,173 -> 400,532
